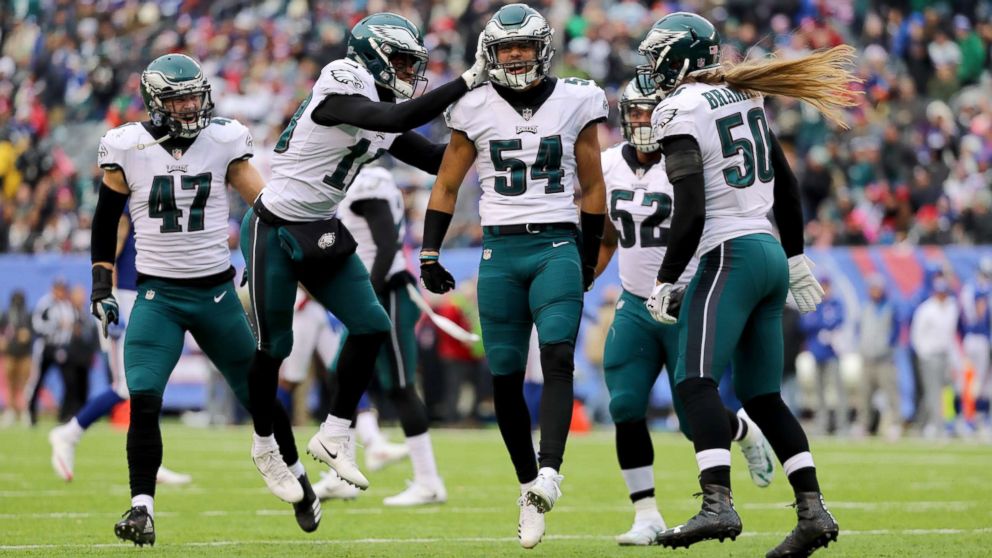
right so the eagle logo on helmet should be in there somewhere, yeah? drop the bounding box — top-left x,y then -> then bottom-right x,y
644,28 -> 688,50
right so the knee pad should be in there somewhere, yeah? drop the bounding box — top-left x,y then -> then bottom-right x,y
609,393 -> 648,424
539,342 -> 574,381
488,346 -> 526,377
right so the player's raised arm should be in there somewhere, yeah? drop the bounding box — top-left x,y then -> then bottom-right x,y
89,167 -> 130,336
388,130 -> 447,175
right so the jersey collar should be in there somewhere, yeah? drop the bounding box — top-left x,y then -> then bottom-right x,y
141,121 -> 198,159
491,77 -> 557,120
621,143 -> 660,176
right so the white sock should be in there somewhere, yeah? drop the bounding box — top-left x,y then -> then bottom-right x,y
132,494 -> 154,517
355,411 -> 384,447
520,478 -> 536,494
633,497 -> 663,523
321,414 -> 352,437
252,433 -> 278,453
289,460 -> 305,478
406,432 -> 440,486
621,465 -> 654,497
63,418 -> 84,442
348,428 -> 358,455
695,448 -> 732,471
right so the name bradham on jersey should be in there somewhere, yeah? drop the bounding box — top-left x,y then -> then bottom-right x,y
445,78 -> 609,226
97,119 -> 253,279
651,81 -> 774,257
602,144 -> 698,298
339,166 -> 407,281
262,58 -> 399,221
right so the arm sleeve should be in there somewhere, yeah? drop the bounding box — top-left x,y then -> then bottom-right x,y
350,199 -> 398,293
311,79 -> 468,134
91,183 -> 129,264
388,130 -> 447,175
656,136 -> 706,284
769,132 -> 805,258
421,209 -> 453,252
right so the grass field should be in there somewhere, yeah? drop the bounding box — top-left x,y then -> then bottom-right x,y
1,423 -> 990,557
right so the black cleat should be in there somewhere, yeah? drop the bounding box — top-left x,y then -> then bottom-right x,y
766,492 -> 839,557
293,473 -> 322,533
114,506 -> 155,547
656,484 -> 743,548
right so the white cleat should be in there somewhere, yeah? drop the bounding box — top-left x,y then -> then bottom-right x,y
616,517 -> 666,546
737,408 -> 775,488
312,470 -> 361,501
364,440 -> 409,472
517,496 -> 546,549
48,426 -> 76,482
525,467 -> 563,513
155,466 -> 192,486
307,429 -> 368,490
252,442 -> 304,503
383,480 -> 447,507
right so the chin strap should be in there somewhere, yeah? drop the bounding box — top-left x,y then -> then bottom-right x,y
134,133 -> 171,151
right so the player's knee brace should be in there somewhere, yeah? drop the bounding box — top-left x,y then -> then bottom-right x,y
387,386 -> 429,438
127,393 -> 163,497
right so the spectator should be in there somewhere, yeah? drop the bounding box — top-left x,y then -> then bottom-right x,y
954,15 -> 986,86
855,274 -> 902,440
800,276 -> 848,435
958,259 -> 992,433
62,286 -> 100,422
26,279 -> 75,425
0,290 -> 33,427
910,277 -> 960,439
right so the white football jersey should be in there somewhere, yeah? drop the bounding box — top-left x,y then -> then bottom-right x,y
97,119 -> 253,279
445,78 -> 609,226
339,166 -> 406,281
262,58 -> 398,221
651,81 -> 774,258
602,143 -> 698,298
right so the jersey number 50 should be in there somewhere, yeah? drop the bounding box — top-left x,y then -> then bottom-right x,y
715,107 -> 773,188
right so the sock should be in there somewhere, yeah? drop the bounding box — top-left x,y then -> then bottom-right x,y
61,417 -> 84,442
742,392 -> 820,494
696,449 -> 732,488
331,332 -> 387,419
248,350 -> 283,437
75,389 -> 124,429
131,494 -> 154,517
621,465 -> 655,502
493,372 -> 538,484
275,386 -> 293,415
677,377 -> 732,488
271,403 -> 299,464
388,386 -> 430,438
320,414 -> 352,437
127,394 -> 163,499
730,409 -> 748,442
633,496 -> 663,523
289,460 -> 305,478
253,433 -> 278,453
355,411 -> 384,447
406,432 -> 441,486
615,419 -> 654,500
783,452 -> 819,493
537,342 -> 574,471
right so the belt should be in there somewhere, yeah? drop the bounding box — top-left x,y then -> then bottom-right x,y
253,198 -> 295,227
482,222 -> 577,236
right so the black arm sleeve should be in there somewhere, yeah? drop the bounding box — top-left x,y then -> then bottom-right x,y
310,79 -> 468,133
657,136 -> 706,284
769,132 -> 805,258
388,131 -> 447,175
350,199 -> 398,293
91,183 -> 129,265
421,209 -> 453,253
580,211 -> 605,268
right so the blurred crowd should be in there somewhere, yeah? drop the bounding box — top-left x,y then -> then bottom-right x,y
0,1 -> 991,252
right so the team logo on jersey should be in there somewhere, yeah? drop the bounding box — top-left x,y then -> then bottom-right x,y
521,108 -> 533,121
145,290 -> 156,301
330,69 -> 365,90
482,248 -> 492,260
318,233 -> 336,249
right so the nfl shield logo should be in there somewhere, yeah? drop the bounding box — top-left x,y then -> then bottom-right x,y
636,168 -> 645,179
521,108 -> 533,121
171,148 -> 183,160
482,248 -> 492,260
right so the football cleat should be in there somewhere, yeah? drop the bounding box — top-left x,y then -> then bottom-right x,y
114,506 -> 155,547
656,485 -> 742,548
155,466 -> 192,486
525,467 -> 562,513
293,474 -> 322,533
517,495 -> 546,549
766,492 -> 839,558
307,429 -> 368,489
383,480 -> 447,507
737,409 -> 775,488
252,442 -> 304,503
48,426 -> 77,482
364,440 -> 409,472
616,516 -> 666,546
312,470 -> 361,501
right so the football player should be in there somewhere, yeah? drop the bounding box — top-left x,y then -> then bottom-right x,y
240,11 -> 488,498
91,54 -> 319,546
417,4 -> 607,548
596,77 -> 775,546
638,12 -> 857,555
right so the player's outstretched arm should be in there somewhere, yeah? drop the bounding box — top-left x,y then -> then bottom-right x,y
388,130 -> 447,175
226,158 -> 265,205
90,169 -> 130,336
312,81 -> 468,135
575,124 -> 607,290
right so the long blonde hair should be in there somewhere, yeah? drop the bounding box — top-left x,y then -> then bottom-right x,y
690,45 -> 862,128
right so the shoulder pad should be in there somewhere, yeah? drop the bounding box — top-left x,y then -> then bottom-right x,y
203,117 -> 251,144
100,122 -> 145,151
317,59 -> 377,98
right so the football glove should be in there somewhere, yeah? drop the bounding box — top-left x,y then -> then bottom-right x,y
461,32 -> 490,89
646,282 -> 682,325
787,254 -> 824,314
90,265 -> 120,338
420,253 -> 456,294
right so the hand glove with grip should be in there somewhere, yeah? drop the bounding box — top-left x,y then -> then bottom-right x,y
90,265 -> 120,337
646,282 -> 682,324
460,32 -> 489,89
787,254 -> 824,313
420,254 -> 456,294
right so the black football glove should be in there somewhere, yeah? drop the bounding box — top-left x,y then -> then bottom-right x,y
420,255 -> 455,294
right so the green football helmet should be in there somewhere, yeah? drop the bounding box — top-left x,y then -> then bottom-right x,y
482,4 -> 554,90
637,12 -> 721,92
347,12 -> 429,99
140,54 -> 214,138
619,75 -> 666,153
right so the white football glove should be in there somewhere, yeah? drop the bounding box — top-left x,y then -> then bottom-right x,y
788,254 -> 825,314
646,282 -> 680,325
461,32 -> 489,89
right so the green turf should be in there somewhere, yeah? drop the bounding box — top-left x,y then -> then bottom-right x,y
1,423 -> 990,557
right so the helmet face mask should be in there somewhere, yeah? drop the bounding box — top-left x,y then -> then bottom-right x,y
484,4 -> 554,90
141,54 -> 214,138
620,75 -> 665,153
637,12 -> 721,92
348,13 -> 429,99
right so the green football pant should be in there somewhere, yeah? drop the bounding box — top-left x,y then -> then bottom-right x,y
374,280 -> 420,391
